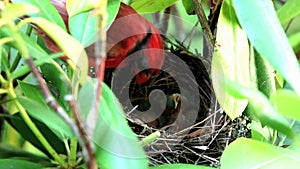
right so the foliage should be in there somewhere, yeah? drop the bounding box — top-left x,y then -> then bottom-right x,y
0,0 -> 300,169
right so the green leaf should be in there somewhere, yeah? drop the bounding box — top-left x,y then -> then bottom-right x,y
6,113 -> 67,156
66,0 -> 100,17
131,0 -> 179,13
12,53 -> 61,79
277,0 -> 300,25
0,47 -> 10,73
18,96 -> 73,138
211,0 -> 250,120
78,79 -> 95,117
40,63 -> 70,110
0,28 -> 49,59
254,52 -> 276,98
275,70 -> 285,89
66,0 -> 98,47
0,144 -> 53,167
250,120 -> 274,142
106,0 -> 121,28
0,159 -> 43,169
18,81 -> 47,106
271,89 -> 300,121
97,83 -> 148,169
182,0 -> 195,15
1,3 -> 39,21
233,0 -> 300,95
22,17 -> 88,84
78,81 -> 148,169
0,21 -> 29,58
12,0 -> 67,31
149,164 -> 216,169
68,11 -> 98,47
18,82 -> 73,138
224,79 -> 295,139
8,32 -> 62,79
221,138 -> 300,169
68,0 -> 120,47
66,0 -> 120,25
288,31 -> 300,52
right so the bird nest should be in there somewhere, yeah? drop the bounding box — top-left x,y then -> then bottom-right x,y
105,41 -> 249,167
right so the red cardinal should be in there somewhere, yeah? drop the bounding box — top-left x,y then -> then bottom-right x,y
45,1 -> 164,85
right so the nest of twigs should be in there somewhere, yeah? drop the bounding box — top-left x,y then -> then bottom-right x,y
104,39 -> 248,167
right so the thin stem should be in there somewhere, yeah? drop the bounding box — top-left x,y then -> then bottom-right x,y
0,74 -> 7,85
26,56 -> 97,168
25,57 -> 83,167
192,0 -> 214,58
67,96 -> 97,169
6,83 -> 68,168
10,51 -> 22,72
140,131 -> 161,147
69,137 -> 78,167
11,26 -> 33,72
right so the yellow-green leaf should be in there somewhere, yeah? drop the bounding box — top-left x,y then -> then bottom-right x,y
1,3 -> 39,21
211,0 -> 250,120
21,17 -> 88,84
277,0 -> 300,25
66,0 -> 100,17
233,0 -> 300,95
131,0 -> 178,13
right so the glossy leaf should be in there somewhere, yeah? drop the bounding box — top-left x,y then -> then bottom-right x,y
1,3 -> 39,21
18,81 -> 47,106
182,0 -> 195,15
5,31 -> 58,79
77,79 -> 95,118
0,144 -> 53,167
0,20 -> 29,58
78,81 -> 148,169
97,83 -> 148,169
277,0 -> 300,25
106,0 -> 121,28
12,0 -> 66,30
288,31 -> 300,52
18,82 -> 73,138
68,0 -> 120,47
131,0 -> 178,13
0,47 -> 10,74
224,78 -> 295,139
248,45 -> 258,89
66,0 -> 100,17
68,11 -> 98,47
0,29 -> 48,60
17,96 -> 73,139
254,52 -> 276,98
22,17 -> 88,84
0,159 -> 43,169
271,89 -> 300,121
233,0 -> 300,95
12,53 -> 61,79
66,0 -> 120,27
6,113 -> 67,156
211,0 -> 250,120
221,138 -> 300,169
250,120 -> 274,143
40,63 -> 69,109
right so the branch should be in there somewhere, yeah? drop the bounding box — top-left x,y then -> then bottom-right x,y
26,57 -> 96,168
192,0 -> 214,58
